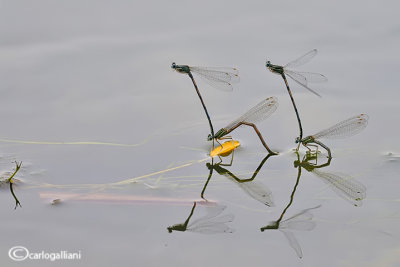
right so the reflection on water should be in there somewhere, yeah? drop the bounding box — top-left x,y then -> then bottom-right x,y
167,201 -> 235,234
0,124 -> 373,262
1,1 -> 399,265
261,152 -> 309,259
262,206 -> 320,259
261,152 -> 367,258
0,161 -> 22,209
203,154 -> 275,206
2,144 -> 369,253
168,153 -> 276,235
384,152 -> 400,162
294,153 -> 366,206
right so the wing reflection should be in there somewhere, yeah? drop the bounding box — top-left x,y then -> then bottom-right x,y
167,201 -> 235,234
202,154 -> 275,206
262,206 -> 320,258
294,153 -> 367,206
260,152 -> 318,258
261,152 -> 367,258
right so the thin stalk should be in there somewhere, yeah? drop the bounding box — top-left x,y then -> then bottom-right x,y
8,161 -> 22,209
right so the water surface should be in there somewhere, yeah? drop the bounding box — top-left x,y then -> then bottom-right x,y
0,1 -> 399,266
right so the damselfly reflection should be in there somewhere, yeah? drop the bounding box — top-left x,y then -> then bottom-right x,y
266,49 -> 327,147
0,161 -> 22,209
259,152 -> 321,258
171,63 -> 239,147
296,114 -> 369,158
261,206 -> 321,259
294,154 -> 366,206
167,201 -> 234,234
202,154 -> 275,206
208,97 -> 279,155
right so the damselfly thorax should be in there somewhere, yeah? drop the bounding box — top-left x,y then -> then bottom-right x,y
208,97 -> 279,155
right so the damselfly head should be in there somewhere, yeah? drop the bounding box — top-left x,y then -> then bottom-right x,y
266,60 -> 271,68
261,221 -> 279,231
293,160 -> 300,168
207,134 -> 213,141
295,137 -> 300,144
171,62 -> 177,69
206,162 -> 212,170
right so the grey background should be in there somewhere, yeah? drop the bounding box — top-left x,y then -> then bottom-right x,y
0,1 -> 399,266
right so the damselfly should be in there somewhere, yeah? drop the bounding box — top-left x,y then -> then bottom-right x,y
266,49 -> 327,147
208,97 -> 278,154
261,206 -> 320,258
171,63 -> 239,147
296,114 -> 369,158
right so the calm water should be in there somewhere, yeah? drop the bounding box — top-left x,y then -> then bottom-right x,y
1,1 -> 399,266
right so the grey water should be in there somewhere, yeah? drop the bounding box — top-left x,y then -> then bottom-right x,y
0,1 -> 399,266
